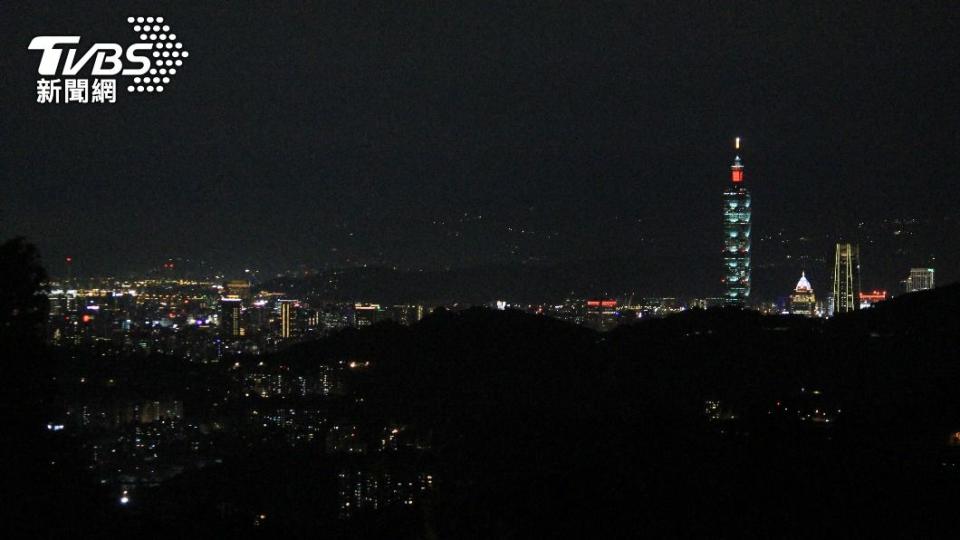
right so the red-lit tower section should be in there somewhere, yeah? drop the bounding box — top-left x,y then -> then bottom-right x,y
722,138 -> 751,304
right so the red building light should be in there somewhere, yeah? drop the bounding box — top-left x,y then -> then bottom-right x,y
859,290 -> 888,303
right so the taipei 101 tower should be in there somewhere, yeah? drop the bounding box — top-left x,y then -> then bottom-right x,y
722,137 -> 751,305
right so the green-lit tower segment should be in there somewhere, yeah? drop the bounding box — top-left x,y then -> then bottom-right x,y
723,139 -> 751,304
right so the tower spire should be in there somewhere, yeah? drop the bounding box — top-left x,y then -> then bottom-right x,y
731,137 -> 744,183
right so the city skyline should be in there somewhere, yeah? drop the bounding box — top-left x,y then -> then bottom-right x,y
5,3 -> 960,536
35,218 -> 949,306
17,135 -> 952,305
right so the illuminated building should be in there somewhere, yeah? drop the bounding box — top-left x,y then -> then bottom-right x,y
246,300 -> 271,333
354,303 -> 381,327
220,298 -> 243,337
224,279 -> 252,301
584,299 -> 618,331
690,297 -> 728,310
831,243 -> 859,314
621,297 -> 684,319
47,288 -> 78,317
859,289 -> 887,308
378,305 -> 431,325
279,299 -> 296,338
789,272 -> 816,317
722,137 -> 751,305
120,400 -> 184,424
337,468 -> 434,519
904,267 -> 935,293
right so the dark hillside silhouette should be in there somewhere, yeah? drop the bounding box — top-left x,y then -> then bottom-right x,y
4,235 -> 958,536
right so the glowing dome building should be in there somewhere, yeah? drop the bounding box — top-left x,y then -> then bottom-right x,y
790,272 -> 817,317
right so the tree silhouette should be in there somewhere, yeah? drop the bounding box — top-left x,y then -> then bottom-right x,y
0,237 -> 55,534
0,237 -> 49,345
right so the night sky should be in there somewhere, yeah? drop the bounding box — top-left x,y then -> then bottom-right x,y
2,2 -> 958,295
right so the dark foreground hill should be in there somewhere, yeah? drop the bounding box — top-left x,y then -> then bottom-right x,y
9,283 -> 960,537
245,284 -> 960,536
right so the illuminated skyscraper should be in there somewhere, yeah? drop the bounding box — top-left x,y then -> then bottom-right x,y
224,280 -> 252,301
279,299 -> 296,339
220,298 -> 243,337
904,267 -> 935,293
722,137 -> 751,305
832,243 -> 859,314
789,272 -> 816,316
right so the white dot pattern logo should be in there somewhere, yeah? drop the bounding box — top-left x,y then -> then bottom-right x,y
126,16 -> 188,93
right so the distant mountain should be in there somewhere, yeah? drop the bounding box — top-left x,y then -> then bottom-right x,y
260,257 -> 719,304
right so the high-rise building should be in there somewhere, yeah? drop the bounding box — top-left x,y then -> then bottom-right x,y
220,298 -> 243,337
789,272 -> 816,316
832,243 -> 859,314
904,268 -> 935,293
279,299 -> 296,338
354,303 -> 381,327
224,280 -> 252,301
380,305 -> 430,326
722,137 -> 751,305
